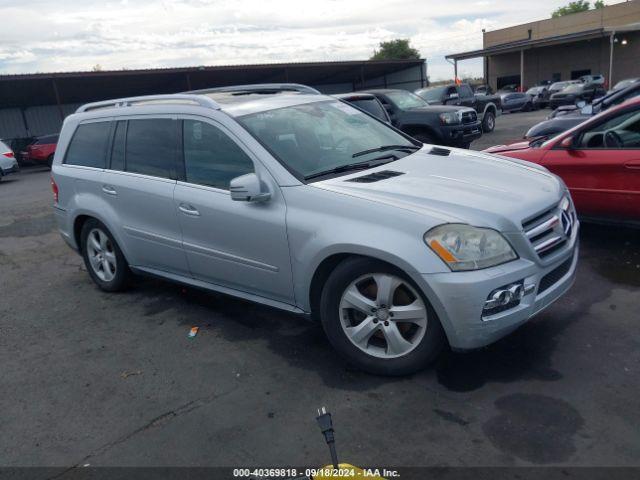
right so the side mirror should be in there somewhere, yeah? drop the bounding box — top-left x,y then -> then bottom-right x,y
229,173 -> 271,202
560,135 -> 577,149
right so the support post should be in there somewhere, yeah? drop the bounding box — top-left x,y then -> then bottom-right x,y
520,49 -> 524,91
454,60 -> 458,81
52,79 -> 64,122
609,32 -> 615,87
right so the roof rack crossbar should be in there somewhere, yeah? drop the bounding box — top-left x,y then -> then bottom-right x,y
76,94 -> 220,113
187,83 -> 321,95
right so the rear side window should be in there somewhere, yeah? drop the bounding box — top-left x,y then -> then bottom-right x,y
182,120 -> 254,190
125,119 -> 177,179
64,123 -> 110,168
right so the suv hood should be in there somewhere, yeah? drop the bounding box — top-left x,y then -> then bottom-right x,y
312,148 -> 562,232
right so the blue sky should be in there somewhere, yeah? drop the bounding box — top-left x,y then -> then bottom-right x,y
0,0 -> 619,80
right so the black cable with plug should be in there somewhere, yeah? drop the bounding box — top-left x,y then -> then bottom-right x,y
316,406 -> 339,469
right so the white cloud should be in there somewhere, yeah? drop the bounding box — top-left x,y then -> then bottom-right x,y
0,0 -> 619,80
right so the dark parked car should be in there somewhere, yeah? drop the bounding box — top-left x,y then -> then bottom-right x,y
547,80 -> 581,97
499,84 -> 519,92
499,92 -> 533,112
526,81 -> 640,138
19,134 -> 58,167
362,89 -> 482,148
550,80 -> 640,119
414,83 -> 501,132
525,86 -> 550,109
333,92 -> 390,123
548,83 -> 606,109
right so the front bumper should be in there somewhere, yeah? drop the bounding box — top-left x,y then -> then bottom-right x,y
417,235 -> 579,350
442,121 -> 482,146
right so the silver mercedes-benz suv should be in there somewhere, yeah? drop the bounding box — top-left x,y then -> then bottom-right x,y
51,83 -> 578,375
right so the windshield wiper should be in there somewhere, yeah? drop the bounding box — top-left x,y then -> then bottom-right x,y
351,144 -> 420,158
304,156 -> 397,181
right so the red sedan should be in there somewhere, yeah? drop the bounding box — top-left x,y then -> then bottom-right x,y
485,97 -> 640,225
20,134 -> 58,167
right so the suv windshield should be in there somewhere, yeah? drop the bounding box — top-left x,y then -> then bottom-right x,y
238,100 -> 417,180
385,90 -> 428,110
415,87 -> 447,102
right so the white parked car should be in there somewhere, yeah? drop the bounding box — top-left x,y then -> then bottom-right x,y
0,140 -> 19,181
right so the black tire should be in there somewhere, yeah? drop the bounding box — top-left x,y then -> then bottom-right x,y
319,257 -> 446,376
46,154 -> 54,168
482,110 -> 496,132
412,132 -> 436,145
80,218 -> 130,292
522,102 -> 532,112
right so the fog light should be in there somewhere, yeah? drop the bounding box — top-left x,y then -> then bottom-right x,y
483,280 -> 525,317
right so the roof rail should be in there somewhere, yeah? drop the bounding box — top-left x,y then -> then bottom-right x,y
187,83 -> 321,95
76,94 -> 220,113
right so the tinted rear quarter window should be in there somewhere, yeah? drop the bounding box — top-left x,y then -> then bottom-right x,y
125,119 -> 177,179
64,122 -> 110,168
349,98 -> 387,121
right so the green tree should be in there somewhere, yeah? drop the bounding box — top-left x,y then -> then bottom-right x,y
370,39 -> 420,60
594,0 -> 605,9
551,0 -> 598,18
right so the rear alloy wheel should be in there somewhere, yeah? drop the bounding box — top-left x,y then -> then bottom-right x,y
81,219 -> 130,292
482,110 -> 496,132
320,258 -> 445,375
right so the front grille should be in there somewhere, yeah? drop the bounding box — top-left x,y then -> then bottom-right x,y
522,198 -> 575,259
347,170 -> 405,183
461,111 -> 477,124
538,253 -> 574,294
522,205 -> 566,258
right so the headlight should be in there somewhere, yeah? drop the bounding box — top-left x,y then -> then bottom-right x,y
424,224 -> 517,271
439,112 -> 460,125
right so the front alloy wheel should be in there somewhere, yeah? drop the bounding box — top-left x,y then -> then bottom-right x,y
339,273 -> 428,358
320,257 -> 445,375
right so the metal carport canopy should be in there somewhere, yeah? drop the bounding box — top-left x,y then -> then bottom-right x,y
0,59 -> 425,109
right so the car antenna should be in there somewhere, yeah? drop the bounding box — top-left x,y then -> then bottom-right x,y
316,406 -> 339,469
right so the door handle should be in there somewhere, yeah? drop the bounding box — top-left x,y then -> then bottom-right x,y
178,203 -> 200,216
625,162 -> 640,170
102,185 -> 117,195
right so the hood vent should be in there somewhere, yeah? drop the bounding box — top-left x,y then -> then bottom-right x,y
429,147 -> 450,156
346,170 -> 405,183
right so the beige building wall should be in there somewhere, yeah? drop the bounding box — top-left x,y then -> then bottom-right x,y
486,31 -> 640,90
484,0 -> 640,48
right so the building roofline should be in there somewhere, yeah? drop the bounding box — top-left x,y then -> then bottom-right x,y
446,28 -> 607,60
